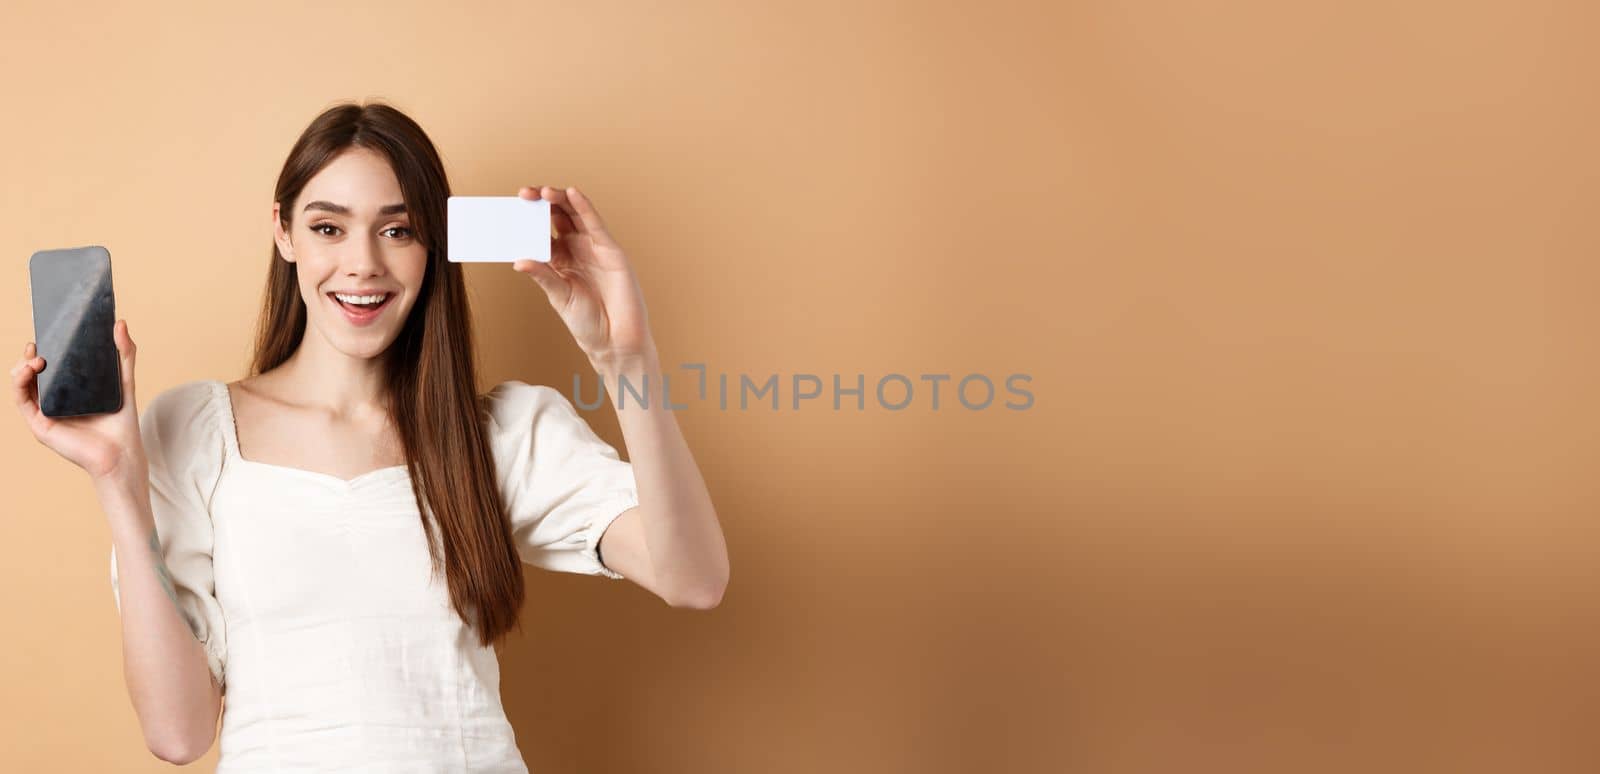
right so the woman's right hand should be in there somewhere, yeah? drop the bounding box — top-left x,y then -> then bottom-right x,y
11,319 -> 147,486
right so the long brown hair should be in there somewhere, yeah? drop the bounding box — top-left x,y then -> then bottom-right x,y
248,100 -> 525,647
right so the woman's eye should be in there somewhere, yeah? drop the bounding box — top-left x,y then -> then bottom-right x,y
311,223 -> 340,236
384,226 -> 413,239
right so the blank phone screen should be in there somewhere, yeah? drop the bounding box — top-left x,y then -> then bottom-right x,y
28,246 -> 123,417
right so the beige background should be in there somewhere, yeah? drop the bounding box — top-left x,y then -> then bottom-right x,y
2,1 -> 1595,772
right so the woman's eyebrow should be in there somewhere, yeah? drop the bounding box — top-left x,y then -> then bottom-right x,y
303,201 -> 408,216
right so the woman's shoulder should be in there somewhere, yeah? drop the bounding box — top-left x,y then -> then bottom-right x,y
479,379 -> 629,506
139,379 -> 228,491
140,379 -> 228,455
481,378 -> 563,405
480,379 -> 607,444
481,379 -> 574,425
142,379 -> 221,426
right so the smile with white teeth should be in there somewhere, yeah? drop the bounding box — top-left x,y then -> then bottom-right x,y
334,292 -> 390,306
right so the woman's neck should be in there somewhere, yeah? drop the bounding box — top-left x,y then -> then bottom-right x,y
262,337 -> 391,421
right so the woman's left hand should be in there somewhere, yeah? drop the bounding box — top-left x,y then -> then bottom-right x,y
512,185 -> 656,370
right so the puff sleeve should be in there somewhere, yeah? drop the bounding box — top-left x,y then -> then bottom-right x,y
109,380 -> 229,694
483,380 -> 639,580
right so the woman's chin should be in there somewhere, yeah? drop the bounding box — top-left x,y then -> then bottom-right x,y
313,324 -> 397,359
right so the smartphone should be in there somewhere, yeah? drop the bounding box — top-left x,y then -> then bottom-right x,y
27,245 -> 123,417
447,196 -> 551,263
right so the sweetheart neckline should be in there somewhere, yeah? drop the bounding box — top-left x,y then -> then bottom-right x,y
210,380 -> 411,488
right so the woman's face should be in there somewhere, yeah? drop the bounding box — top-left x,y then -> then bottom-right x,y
273,146 -> 427,359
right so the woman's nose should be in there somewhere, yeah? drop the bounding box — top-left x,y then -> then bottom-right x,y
344,234 -> 387,276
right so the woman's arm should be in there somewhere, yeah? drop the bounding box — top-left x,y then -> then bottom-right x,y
97,472 -> 222,764
13,326 -> 222,762
593,350 -> 729,609
512,184 -> 729,608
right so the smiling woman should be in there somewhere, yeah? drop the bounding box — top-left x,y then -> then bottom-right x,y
84,100 -> 692,772
10,95 -> 725,771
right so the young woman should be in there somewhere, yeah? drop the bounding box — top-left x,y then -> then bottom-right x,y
9,101 -> 728,771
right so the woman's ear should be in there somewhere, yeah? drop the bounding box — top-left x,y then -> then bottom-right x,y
272,201 -> 295,262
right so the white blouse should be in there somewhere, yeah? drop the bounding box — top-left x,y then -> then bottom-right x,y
109,378 -> 638,773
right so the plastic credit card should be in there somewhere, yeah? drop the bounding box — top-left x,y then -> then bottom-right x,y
447,196 -> 551,263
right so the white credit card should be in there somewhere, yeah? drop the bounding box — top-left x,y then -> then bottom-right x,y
447,196 -> 551,263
